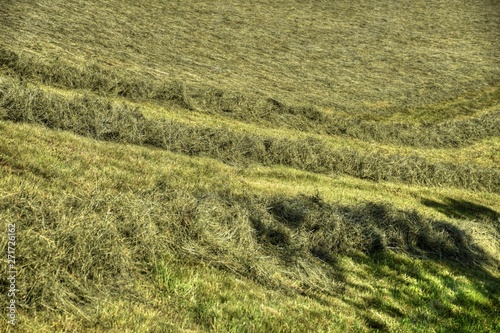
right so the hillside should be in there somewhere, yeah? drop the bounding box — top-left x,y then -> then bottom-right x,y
1,0 -> 499,332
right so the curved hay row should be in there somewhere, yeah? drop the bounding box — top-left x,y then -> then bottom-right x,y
1,47 -> 499,149
1,79 -> 499,192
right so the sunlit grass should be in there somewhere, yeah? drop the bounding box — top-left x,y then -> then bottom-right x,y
1,0 -> 499,331
1,121 -> 498,332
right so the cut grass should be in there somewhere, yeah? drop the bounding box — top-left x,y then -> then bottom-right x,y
1,47 -> 499,149
0,121 -> 499,332
2,0 -> 499,111
1,0 -> 500,331
1,77 -> 499,193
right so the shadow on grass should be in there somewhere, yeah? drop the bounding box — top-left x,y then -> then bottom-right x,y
422,197 -> 499,231
342,251 -> 500,333
257,194 -> 499,270
247,194 -> 500,331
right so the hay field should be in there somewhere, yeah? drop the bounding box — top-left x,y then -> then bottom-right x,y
1,0 -> 499,332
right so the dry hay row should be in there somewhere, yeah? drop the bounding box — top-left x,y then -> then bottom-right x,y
1,79 -> 499,193
1,181 -> 496,314
1,47 -> 499,149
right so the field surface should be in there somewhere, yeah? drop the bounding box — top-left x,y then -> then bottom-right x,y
1,0 -> 499,332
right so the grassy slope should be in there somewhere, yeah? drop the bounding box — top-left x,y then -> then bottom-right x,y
1,0 -> 500,332
1,122 -> 499,333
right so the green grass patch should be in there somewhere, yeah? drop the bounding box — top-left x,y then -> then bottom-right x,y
0,121 -> 498,332
1,0 -> 499,331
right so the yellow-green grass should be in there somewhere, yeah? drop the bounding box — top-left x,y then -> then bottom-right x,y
1,121 -> 499,332
3,75 -> 498,170
1,48 -> 499,150
2,77 -> 499,194
2,0 -> 499,112
1,0 -> 500,331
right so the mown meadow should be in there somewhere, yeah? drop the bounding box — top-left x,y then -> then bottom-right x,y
1,0 -> 499,332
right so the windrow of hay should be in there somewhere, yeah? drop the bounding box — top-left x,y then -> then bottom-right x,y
1,0 -> 500,330
1,47 -> 499,149
1,78 -> 499,193
2,0 -> 499,113
1,150 -> 496,316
